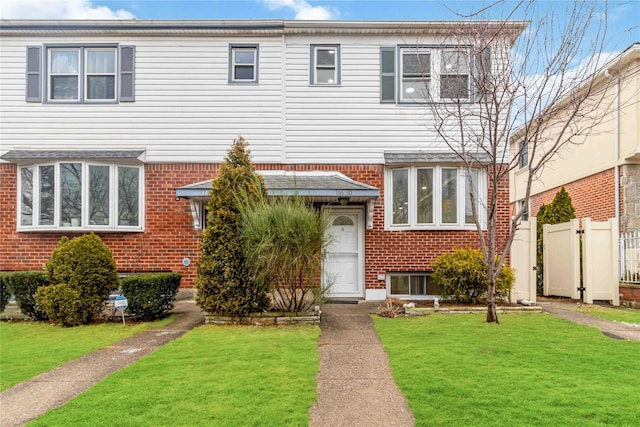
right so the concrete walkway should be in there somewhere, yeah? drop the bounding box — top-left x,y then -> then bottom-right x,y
308,302 -> 415,427
0,300 -> 205,427
538,298 -> 640,341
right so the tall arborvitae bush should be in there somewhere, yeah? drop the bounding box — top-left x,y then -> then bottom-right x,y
536,187 -> 576,293
37,232 -> 119,326
196,137 -> 270,314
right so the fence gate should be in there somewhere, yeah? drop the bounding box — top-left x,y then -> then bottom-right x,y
510,217 -> 537,303
543,219 -> 581,299
542,218 -> 619,305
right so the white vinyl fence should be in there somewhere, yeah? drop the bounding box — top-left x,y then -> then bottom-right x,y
510,217 -> 537,303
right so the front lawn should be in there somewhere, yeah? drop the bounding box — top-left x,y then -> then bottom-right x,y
0,318 -> 173,391
373,313 -> 639,426
30,325 -> 320,427
577,304 -> 640,325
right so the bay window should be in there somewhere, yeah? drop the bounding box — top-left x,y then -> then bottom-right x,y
18,162 -> 143,231
387,165 -> 486,229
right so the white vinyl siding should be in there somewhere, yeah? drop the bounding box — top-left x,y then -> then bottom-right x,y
0,32 -> 505,164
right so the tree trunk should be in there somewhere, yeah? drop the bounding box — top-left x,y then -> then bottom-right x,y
486,282 -> 499,323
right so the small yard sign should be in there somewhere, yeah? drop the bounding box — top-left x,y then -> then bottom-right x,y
115,295 -> 128,325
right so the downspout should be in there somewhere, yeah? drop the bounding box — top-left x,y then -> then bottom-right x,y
605,69 -> 620,229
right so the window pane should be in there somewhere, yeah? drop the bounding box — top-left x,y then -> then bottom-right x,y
316,48 -> 336,66
416,168 -> 433,224
441,169 -> 457,224
392,169 -> 408,224
86,50 -> 115,73
441,51 -> 469,74
425,275 -> 442,295
465,170 -> 479,224
234,65 -> 255,80
316,68 -> 336,84
410,276 -> 425,295
402,52 -> 430,76
390,276 -> 409,294
87,76 -> 115,99
89,166 -> 110,226
441,75 -> 469,99
39,165 -> 55,226
51,76 -> 78,100
60,163 -> 82,227
20,168 -> 33,226
402,79 -> 429,100
118,167 -> 139,226
234,50 -> 254,64
51,51 -> 78,73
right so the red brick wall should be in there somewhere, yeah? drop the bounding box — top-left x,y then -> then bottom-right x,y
620,285 -> 640,303
1,162 -> 511,290
530,169 -> 617,221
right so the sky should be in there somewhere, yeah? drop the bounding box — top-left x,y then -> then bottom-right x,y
0,0 -> 637,56
1,0 -> 638,70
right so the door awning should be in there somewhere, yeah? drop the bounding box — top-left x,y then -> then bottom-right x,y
176,170 -> 380,203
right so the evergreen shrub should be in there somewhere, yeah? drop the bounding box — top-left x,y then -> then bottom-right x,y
121,273 -> 182,320
38,232 -> 119,326
35,284 -> 84,327
0,273 -> 10,313
196,137 -> 270,315
0,271 -> 50,319
433,248 -> 514,304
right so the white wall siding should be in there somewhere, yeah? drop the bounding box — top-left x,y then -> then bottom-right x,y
0,36 -> 284,163
1,31 -> 493,165
283,35 -> 483,163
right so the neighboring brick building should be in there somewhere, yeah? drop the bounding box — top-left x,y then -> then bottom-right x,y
0,20 -> 523,300
510,43 -> 640,303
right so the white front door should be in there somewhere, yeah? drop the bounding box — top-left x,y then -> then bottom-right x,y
324,208 -> 364,298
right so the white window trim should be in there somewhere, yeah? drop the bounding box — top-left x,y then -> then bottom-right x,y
46,46 -> 118,103
386,272 -> 441,300
84,48 -> 118,102
229,45 -> 258,83
398,45 -> 472,104
17,161 -> 144,232
311,44 -> 340,85
384,165 -> 487,230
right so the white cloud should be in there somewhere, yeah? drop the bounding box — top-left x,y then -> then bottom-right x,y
1,0 -> 136,19
260,0 -> 336,20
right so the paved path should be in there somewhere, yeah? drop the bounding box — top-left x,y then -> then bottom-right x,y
308,302 -> 415,427
0,301 -> 205,427
538,299 -> 640,341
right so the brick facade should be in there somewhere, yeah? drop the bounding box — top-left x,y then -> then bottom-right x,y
529,168 -> 618,222
1,162 -> 510,292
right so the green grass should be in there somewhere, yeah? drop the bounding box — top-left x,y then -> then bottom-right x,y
577,305 -> 640,324
0,317 -> 173,391
373,313 -> 639,427
29,325 -> 320,427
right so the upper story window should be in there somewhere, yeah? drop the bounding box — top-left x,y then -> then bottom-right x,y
229,45 -> 258,83
311,45 -> 341,85
381,45 -> 475,104
18,162 -> 143,231
25,45 -> 135,103
386,165 -> 486,230
518,139 -> 529,169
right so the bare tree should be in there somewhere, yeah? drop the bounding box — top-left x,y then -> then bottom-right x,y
421,1 -> 617,322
